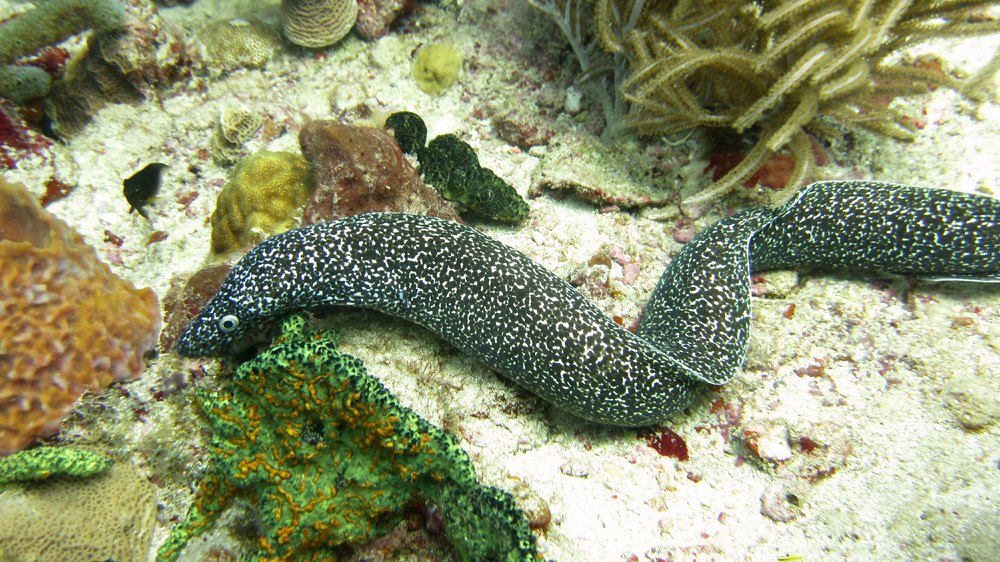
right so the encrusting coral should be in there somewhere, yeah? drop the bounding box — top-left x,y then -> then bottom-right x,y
157,315 -> 540,562
0,177 -> 161,455
280,0 -> 358,48
531,0 -> 1000,201
195,18 -> 282,72
210,150 -> 313,255
0,453 -> 156,562
298,119 -> 461,223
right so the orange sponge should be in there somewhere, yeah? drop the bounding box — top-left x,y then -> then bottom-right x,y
0,177 -> 161,454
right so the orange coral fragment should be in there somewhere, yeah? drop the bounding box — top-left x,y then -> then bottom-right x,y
0,177 -> 160,454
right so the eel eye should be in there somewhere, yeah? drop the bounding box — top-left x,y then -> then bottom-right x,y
218,314 -> 240,333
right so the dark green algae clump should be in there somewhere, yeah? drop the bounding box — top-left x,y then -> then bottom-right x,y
157,315 -> 540,562
385,111 -> 529,224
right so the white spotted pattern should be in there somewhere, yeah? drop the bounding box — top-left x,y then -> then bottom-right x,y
177,181 -> 1000,425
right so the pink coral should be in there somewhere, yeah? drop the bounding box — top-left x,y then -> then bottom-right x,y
0,177 -> 161,454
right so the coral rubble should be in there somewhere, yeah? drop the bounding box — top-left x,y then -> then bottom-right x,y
157,315 -> 540,562
0,177 -> 161,454
298,119 -> 461,223
210,150 -> 313,255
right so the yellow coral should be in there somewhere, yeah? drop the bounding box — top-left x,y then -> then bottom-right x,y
0,177 -> 161,454
210,150 -> 313,254
0,459 -> 156,562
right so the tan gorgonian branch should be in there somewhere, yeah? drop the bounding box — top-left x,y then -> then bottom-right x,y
587,0 -> 1000,202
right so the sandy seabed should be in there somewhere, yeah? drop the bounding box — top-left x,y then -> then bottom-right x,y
2,0 -> 999,560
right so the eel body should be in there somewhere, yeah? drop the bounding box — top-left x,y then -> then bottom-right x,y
176,181 -> 1000,425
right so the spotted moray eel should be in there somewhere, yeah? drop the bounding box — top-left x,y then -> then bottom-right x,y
176,181 -> 1000,425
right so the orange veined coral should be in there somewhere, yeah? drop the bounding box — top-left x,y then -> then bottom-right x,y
0,177 -> 161,454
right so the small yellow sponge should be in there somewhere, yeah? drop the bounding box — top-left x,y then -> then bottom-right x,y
412,43 -> 462,95
210,150 -> 313,254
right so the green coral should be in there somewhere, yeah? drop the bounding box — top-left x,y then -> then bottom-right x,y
385,111 -> 530,224
0,446 -> 111,484
157,315 -> 540,562
412,43 -> 463,95
0,0 -> 126,102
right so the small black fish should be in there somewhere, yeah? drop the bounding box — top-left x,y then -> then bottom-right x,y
123,163 -> 167,219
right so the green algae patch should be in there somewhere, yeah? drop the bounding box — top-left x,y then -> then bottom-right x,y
421,134 -> 529,223
0,446 -> 111,484
157,315 -> 540,562
385,111 -> 530,224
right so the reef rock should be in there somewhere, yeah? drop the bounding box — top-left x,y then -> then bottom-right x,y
45,0 -> 191,136
355,0 -> 416,40
298,119 -> 460,224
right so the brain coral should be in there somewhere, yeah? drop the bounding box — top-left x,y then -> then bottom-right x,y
0,177 -> 161,454
0,458 -> 156,562
210,150 -> 313,254
210,104 -> 263,163
280,0 -> 358,48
